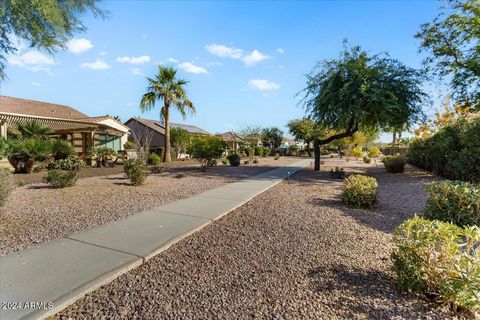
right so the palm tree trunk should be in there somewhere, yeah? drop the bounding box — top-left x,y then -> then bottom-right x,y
164,103 -> 172,162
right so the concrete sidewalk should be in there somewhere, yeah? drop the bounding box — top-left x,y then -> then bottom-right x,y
0,159 -> 311,320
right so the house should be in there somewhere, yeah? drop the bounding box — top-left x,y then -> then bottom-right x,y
0,95 -> 130,159
218,131 -> 244,151
124,117 -> 209,151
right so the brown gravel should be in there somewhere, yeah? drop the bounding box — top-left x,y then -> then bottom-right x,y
54,157 -> 454,319
0,157 -> 301,255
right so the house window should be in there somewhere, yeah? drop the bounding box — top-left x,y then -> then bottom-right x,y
98,134 -> 121,151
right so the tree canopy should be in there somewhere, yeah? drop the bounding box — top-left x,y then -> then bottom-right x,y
261,127 -> 283,148
301,44 -> 427,170
0,0 -> 104,80
416,0 -> 480,110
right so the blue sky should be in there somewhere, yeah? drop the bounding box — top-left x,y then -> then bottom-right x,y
1,1 -> 443,141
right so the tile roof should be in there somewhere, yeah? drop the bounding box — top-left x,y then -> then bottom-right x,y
0,95 -> 89,119
218,131 -> 244,142
126,117 -> 209,135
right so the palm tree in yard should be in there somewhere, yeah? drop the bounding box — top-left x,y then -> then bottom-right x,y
140,66 -> 195,162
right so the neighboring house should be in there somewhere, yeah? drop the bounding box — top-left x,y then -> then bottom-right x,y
0,96 -> 130,159
281,137 -> 305,149
124,117 -> 210,151
218,131 -> 244,151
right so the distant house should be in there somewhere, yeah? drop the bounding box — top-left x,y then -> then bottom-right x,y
124,117 -> 209,152
281,137 -> 305,149
0,95 -> 130,159
218,131 -> 244,151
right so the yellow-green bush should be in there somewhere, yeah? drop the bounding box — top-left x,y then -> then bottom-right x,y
425,181 -> 479,227
351,146 -> 364,159
341,174 -> 378,208
368,146 -> 381,158
391,216 -> 480,316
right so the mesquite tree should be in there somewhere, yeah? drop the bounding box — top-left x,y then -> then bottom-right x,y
300,44 -> 426,171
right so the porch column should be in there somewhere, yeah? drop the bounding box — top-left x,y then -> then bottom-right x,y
0,121 -> 7,139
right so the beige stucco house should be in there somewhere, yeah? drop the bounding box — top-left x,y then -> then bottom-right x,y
0,96 -> 130,160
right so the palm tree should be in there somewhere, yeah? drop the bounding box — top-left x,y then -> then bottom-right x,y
140,66 -> 195,162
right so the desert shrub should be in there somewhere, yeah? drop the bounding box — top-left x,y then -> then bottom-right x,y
47,157 -> 84,171
227,153 -> 240,166
391,216 -> 480,315
8,138 -> 51,173
187,136 -> 225,171
51,139 -> 76,160
341,174 -> 378,208
382,154 -> 406,173
124,159 -> 148,186
255,147 -> 264,157
43,170 -> 78,188
147,153 -> 161,165
274,153 -> 280,160
263,147 -> 270,157
363,156 -> 372,164
244,146 -> 255,158
149,165 -> 163,174
330,167 -> 345,179
407,115 -> 480,183
351,146 -> 364,159
94,147 -> 117,167
221,158 -> 228,165
208,159 -> 217,167
253,158 -> 259,164
424,181 -> 479,227
124,141 -> 138,149
368,146 -> 381,158
244,160 -> 250,164
0,168 -> 12,209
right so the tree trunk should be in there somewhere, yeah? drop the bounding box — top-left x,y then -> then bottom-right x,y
392,131 -> 397,144
314,140 -> 320,171
163,103 -> 172,163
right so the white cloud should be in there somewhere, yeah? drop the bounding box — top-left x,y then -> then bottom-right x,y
248,79 -> 280,91
275,48 -> 285,54
99,51 -> 107,56
8,50 -> 55,72
141,35 -> 147,39
30,82 -> 41,87
116,55 -> 151,64
242,50 -> 271,66
157,57 -> 178,65
81,59 -> 111,70
126,102 -> 133,106
178,62 -> 208,74
67,38 -> 93,54
130,68 -> 144,76
205,44 -> 243,59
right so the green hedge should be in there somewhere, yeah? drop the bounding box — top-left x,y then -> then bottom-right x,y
407,115 -> 480,183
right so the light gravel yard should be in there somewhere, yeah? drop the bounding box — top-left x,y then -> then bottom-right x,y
53,158 -> 452,319
0,157 -> 301,255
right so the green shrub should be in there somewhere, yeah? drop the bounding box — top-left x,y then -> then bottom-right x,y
352,146 -> 364,159
330,167 -> 345,179
244,146 -> 255,158
124,141 -> 138,149
244,160 -> 250,164
47,157 -> 84,171
8,138 -> 52,173
391,216 -> 480,315
149,165 -> 163,174
124,159 -> 148,186
368,146 -> 381,158
94,147 -> 117,167
363,156 -> 371,164
51,139 -> 76,160
227,154 -> 240,166
253,158 -> 259,164
187,136 -> 225,171
147,153 -> 161,166
341,174 -> 378,208
424,181 -> 479,227
263,147 -> 270,157
208,159 -> 217,167
382,154 -> 406,173
0,168 -> 12,209
43,170 -> 78,188
255,147 -> 264,157
221,158 -> 228,165
274,153 -> 280,160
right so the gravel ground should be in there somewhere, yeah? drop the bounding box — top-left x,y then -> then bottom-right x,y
54,157 -> 454,319
0,157 -> 301,255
